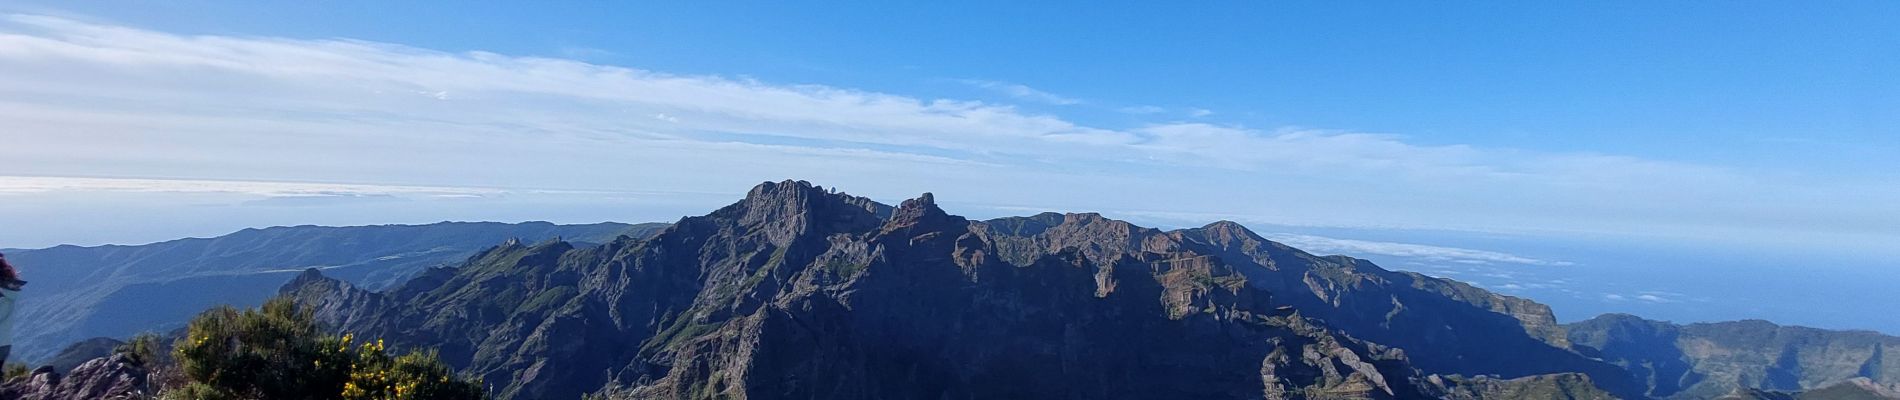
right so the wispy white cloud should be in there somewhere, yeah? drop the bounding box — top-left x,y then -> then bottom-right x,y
1634,291 -> 1687,303
957,79 -> 1083,105
1600,291 -> 1680,303
0,176 -> 501,198
556,45 -> 617,59
1113,105 -> 1217,118
1117,105 -> 1167,114
1264,233 -> 1572,266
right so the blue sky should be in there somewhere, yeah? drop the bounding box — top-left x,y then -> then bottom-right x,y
0,2 -> 1897,329
13,1 -> 1900,161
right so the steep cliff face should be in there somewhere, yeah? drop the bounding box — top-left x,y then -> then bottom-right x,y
1570,314 -> 1900,400
285,180 -> 1620,399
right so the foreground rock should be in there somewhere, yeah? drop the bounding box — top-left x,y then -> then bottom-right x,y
0,353 -> 149,400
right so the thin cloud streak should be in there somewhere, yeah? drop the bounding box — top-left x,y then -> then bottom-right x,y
0,176 -> 502,197
957,79 -> 1084,105
1265,233 -> 1572,267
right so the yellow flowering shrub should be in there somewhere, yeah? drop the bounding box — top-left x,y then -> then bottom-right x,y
162,297 -> 484,400
339,340 -> 485,400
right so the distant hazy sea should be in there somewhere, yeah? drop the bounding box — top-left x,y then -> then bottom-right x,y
1260,224 -> 1898,335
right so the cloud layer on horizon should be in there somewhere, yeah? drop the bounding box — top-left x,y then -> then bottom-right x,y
1265,233 -> 1572,267
2,14 -> 1897,255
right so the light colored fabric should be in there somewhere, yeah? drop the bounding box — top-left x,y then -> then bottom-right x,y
0,288 -> 16,348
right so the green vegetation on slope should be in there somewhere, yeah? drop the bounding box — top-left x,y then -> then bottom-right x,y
161,298 -> 484,400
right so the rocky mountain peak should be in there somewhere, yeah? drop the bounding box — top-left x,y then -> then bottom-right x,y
285,267 -> 331,289
1187,220 -> 1270,246
906,191 -> 936,207
745,179 -> 808,196
734,179 -> 827,218
1199,220 -> 1253,235
703,180 -> 892,245
890,192 -> 946,221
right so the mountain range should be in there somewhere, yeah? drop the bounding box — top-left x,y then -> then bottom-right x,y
6,180 -> 1894,399
272,181 -> 1896,399
3,221 -> 666,363
1566,314 -> 1900,399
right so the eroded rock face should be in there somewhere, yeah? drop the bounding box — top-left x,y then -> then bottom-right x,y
286,180 -> 1624,400
0,353 -> 148,400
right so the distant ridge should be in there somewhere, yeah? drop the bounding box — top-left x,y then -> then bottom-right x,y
6,220 -> 668,363
1569,313 -> 1900,399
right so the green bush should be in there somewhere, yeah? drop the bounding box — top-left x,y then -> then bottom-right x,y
2,362 -> 28,381
163,297 -> 483,400
116,332 -> 168,365
340,340 -> 485,400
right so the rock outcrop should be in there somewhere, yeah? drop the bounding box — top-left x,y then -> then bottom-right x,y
0,353 -> 149,400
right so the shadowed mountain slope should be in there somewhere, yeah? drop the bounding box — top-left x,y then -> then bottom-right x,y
6,221 -> 666,363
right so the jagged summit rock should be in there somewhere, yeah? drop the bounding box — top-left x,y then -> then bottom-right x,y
286,267 -> 330,288
900,191 -> 935,209
887,192 -> 955,229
